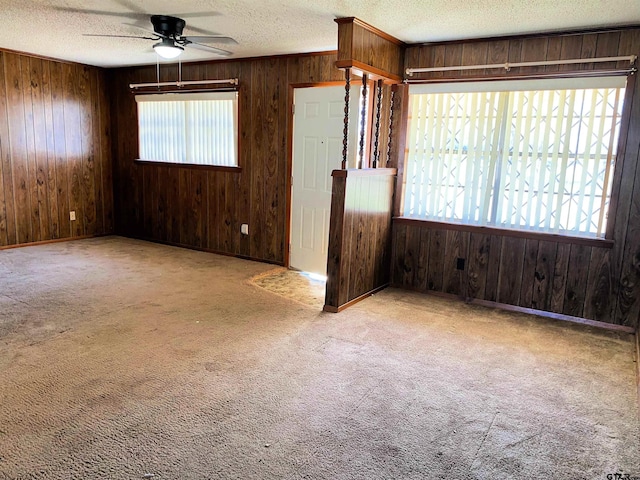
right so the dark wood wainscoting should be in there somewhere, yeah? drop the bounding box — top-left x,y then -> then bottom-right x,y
325,168 -> 396,312
391,220 -> 618,323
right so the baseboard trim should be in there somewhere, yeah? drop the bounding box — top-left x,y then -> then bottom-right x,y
323,284 -> 389,313
122,235 -> 285,267
0,234 -> 106,251
390,284 -> 636,335
467,296 -> 636,334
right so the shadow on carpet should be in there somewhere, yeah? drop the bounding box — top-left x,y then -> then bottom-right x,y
249,268 -> 326,309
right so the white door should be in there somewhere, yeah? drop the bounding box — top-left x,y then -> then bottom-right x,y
290,85 -> 361,275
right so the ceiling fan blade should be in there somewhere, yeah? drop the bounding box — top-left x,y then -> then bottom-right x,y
182,24 -> 227,36
183,36 -> 238,45
83,34 -> 156,40
174,12 -> 221,19
186,42 -> 233,57
113,0 -> 147,14
52,6 -> 148,20
123,22 -> 168,38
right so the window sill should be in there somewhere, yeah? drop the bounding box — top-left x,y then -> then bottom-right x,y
135,159 -> 242,173
393,217 -> 614,249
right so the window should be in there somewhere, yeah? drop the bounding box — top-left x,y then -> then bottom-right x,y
403,76 -> 626,238
136,91 -> 238,167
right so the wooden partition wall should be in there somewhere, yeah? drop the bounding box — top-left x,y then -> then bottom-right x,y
0,50 -> 113,247
324,168 -> 396,312
323,19 -> 403,312
392,28 -> 640,329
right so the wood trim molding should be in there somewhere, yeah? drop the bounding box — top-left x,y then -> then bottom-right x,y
606,73 -> 637,239
335,17 -> 406,47
467,295 -> 635,334
393,287 -> 637,334
391,84 -> 409,214
409,24 -> 640,48
0,46 -> 87,67
331,167 -> 397,178
289,81 -> 346,89
134,159 -> 242,173
323,284 -> 389,313
285,84 -> 295,268
128,235 -> 285,266
335,59 -> 403,83
393,217 -> 615,249
0,234 -> 108,251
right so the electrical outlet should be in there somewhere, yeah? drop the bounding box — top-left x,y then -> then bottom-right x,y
241,224 -> 249,235
69,211 -> 76,221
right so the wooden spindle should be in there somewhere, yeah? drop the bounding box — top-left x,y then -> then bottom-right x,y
372,79 -> 383,168
386,87 -> 396,167
342,68 -> 351,170
358,74 -> 368,169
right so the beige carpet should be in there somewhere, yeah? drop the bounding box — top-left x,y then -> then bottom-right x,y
0,236 -> 639,479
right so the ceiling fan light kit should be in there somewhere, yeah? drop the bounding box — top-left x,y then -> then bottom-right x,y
153,38 -> 184,59
82,13 -> 236,61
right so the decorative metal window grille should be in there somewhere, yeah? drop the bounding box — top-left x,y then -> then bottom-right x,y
403,76 -> 626,238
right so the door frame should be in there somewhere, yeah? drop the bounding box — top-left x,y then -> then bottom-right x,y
285,81 -> 345,269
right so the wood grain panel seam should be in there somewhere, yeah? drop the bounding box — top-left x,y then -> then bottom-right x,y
0,54 -> 17,244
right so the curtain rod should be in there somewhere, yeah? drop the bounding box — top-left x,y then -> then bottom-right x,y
406,55 -> 637,76
129,78 -> 239,89
403,68 -> 637,84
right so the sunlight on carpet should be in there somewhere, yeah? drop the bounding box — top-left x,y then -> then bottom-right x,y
249,268 -> 326,309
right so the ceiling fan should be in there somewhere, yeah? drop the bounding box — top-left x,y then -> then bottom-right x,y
84,14 -> 238,59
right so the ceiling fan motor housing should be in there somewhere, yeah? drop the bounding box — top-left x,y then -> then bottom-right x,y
151,15 -> 186,38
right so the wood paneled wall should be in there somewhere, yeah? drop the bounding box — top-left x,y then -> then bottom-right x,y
392,29 -> 640,329
109,53 -> 343,264
325,168 -> 396,312
404,29 -> 638,80
392,221 -> 616,320
0,50 -> 113,247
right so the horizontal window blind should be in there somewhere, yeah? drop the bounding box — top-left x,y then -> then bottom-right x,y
136,91 -> 238,167
404,76 -> 626,238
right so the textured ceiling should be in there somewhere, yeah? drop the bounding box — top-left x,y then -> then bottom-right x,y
1,0 -> 639,68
